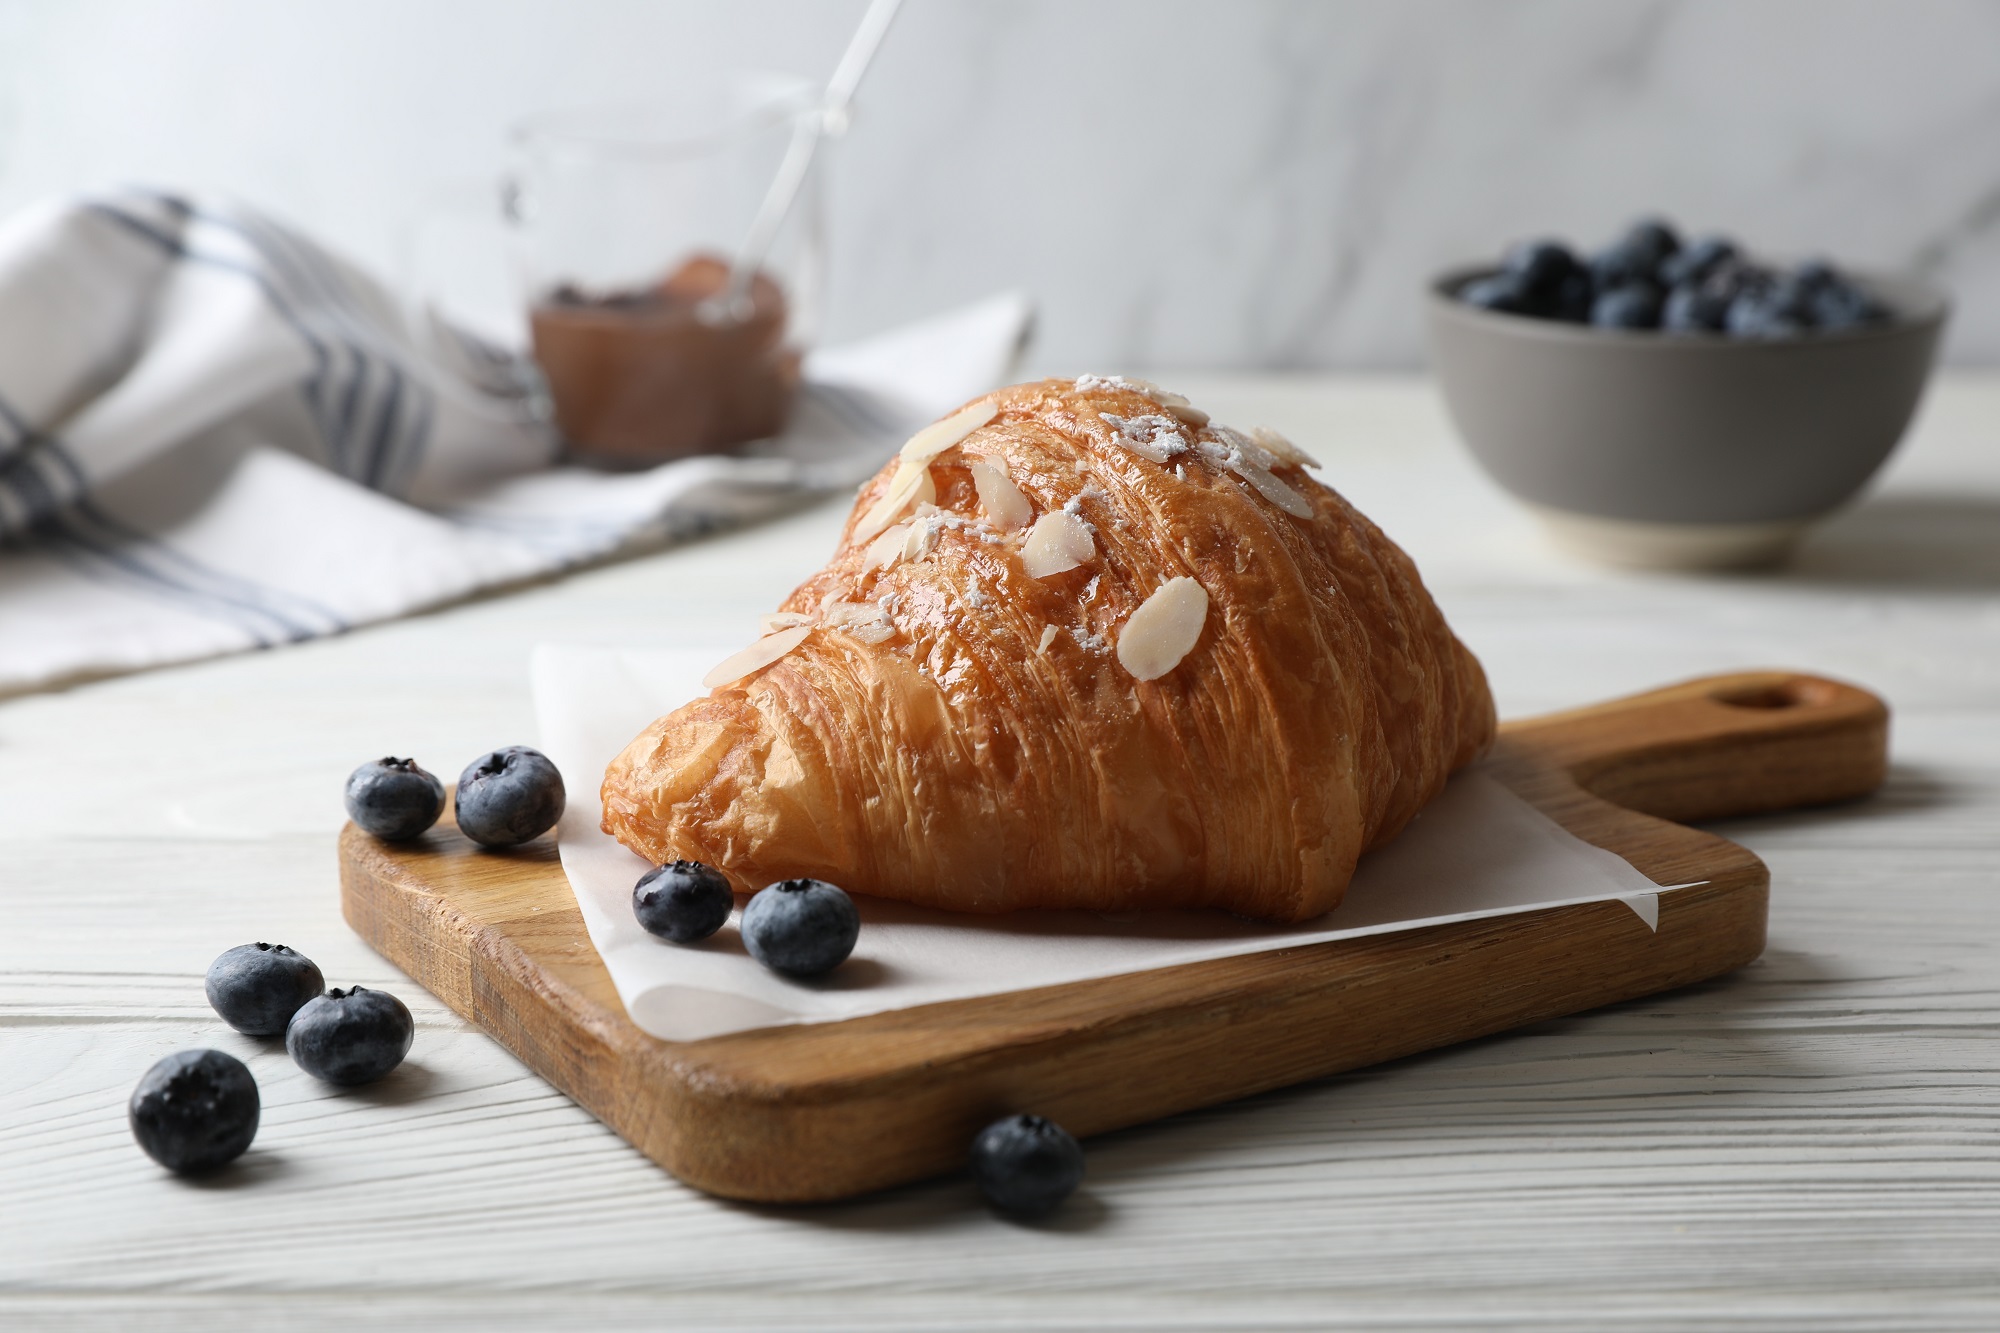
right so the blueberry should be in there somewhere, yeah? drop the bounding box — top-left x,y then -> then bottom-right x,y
633,860 -> 736,943
1590,282 -> 1664,330
740,879 -> 859,977
1799,265 -> 1888,330
1791,257 -> 1842,292
454,746 -> 565,848
1812,280 -> 1889,330
1551,268 -> 1596,322
1457,271 -> 1534,315
970,1114 -> 1085,1216
1661,283 -> 1729,333
1660,234 -> 1739,288
1698,258 -> 1767,307
205,942 -> 325,1036
286,985 -> 414,1085
1768,276 -> 1817,323
1725,287 -> 1805,340
1628,215 -> 1681,254
1592,216 -> 1680,288
129,1049 -> 259,1174
1501,239 -> 1580,294
344,757 -> 445,842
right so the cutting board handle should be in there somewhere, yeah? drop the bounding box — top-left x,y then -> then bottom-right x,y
1498,670 -> 1889,824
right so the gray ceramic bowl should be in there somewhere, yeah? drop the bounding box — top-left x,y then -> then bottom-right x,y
1426,266 -> 1949,569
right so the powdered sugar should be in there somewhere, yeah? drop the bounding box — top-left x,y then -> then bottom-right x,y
1071,624 -> 1112,655
1102,412 -> 1189,464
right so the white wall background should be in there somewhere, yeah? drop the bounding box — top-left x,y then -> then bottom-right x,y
0,0 -> 1996,370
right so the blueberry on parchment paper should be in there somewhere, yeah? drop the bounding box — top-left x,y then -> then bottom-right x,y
740,879 -> 860,977
634,860 -> 736,943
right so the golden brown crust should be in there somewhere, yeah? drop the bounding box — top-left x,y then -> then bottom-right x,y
600,378 -> 1495,922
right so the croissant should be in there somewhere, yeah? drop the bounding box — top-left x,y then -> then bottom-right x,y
601,377 -> 1495,923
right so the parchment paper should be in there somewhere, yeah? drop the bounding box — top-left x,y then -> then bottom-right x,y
531,646 -> 1692,1041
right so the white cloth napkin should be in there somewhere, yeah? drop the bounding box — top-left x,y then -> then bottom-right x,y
0,188 -> 1031,695
532,646 -> 1694,1042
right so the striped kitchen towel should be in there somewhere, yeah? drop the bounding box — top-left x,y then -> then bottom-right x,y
0,188 -> 1030,696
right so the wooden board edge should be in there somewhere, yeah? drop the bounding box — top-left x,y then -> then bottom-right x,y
341,816 -> 1768,1203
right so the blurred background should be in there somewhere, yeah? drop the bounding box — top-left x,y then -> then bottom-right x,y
0,0 -> 1995,370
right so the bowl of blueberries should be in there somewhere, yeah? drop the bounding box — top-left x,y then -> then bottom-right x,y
1427,217 -> 1948,569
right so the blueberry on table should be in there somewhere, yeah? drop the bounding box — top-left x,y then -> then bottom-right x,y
970,1114 -> 1085,1217
1457,272 -> 1534,315
205,942 -> 325,1036
1590,283 -> 1664,330
634,860 -> 736,943
129,1049 -> 260,1174
454,746 -> 566,848
740,879 -> 860,977
344,757 -> 445,841
286,986 -> 414,1085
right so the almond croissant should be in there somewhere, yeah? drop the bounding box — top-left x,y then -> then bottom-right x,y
601,377 -> 1494,923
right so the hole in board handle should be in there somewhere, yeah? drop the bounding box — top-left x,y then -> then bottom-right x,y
1711,679 -> 1836,711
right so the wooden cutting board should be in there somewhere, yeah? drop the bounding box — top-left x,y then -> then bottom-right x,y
339,670 -> 1886,1203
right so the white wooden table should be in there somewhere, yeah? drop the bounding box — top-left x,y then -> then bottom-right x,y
6,375 -> 1999,1331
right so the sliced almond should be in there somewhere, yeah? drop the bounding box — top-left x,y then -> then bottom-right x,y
1020,510 -> 1096,578
1036,625 -> 1059,654
969,461 -> 1034,531
1076,374 -> 1207,423
823,600 -> 896,645
1235,459 -> 1316,519
854,464 -> 937,542
1203,427 -> 1315,519
864,522 -> 910,570
1209,424 -> 1278,470
869,400 -> 999,522
1117,577 -> 1209,681
703,624 -> 812,689
903,514 -> 940,562
1251,425 -> 1320,469
760,611 -> 814,632
898,399 -> 999,468
823,600 -> 874,623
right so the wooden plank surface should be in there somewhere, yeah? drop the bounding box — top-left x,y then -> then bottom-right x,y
337,672 -> 1884,1202
5,375 -> 2000,1329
